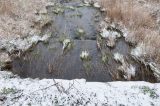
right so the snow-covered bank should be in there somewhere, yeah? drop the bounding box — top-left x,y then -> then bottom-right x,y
96,0 -> 160,81
0,71 -> 160,106
0,34 -> 51,70
131,43 -> 160,81
0,34 -> 50,53
0,0 -> 54,70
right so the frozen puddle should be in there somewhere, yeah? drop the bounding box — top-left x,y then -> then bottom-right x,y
11,0 -> 111,81
10,0 -> 156,82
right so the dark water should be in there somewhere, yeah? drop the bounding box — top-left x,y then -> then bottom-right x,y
11,0 -> 157,82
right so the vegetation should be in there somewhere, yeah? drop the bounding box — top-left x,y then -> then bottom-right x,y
0,0 -> 50,38
0,87 -> 17,95
80,50 -> 91,61
101,53 -> 110,64
76,28 -> 85,39
99,0 -> 160,64
80,50 -> 92,75
140,86 -> 159,99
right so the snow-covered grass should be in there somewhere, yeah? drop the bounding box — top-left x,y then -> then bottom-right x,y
0,1 -> 160,105
99,0 -> 160,62
0,0 -> 52,66
80,50 -> 90,61
0,34 -> 50,53
114,53 -> 136,80
0,71 -> 160,106
98,0 -> 160,80
100,25 -> 121,47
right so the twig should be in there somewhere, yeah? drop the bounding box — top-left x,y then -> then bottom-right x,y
29,83 -> 59,94
53,79 -> 63,93
11,82 -> 59,101
65,81 -> 75,93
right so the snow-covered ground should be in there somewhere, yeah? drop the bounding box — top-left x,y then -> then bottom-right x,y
0,71 -> 160,106
0,1 -> 160,106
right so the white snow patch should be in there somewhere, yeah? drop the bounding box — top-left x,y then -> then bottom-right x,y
114,52 -> 124,63
62,39 -> 71,50
80,50 -> 90,60
114,53 -> 136,80
100,27 -> 121,47
100,28 -> 121,39
131,43 -> 146,58
0,34 -> 50,52
93,2 -> 101,8
0,71 -> 160,106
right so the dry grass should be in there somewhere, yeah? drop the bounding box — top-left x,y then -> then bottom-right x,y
100,0 -> 156,28
0,0 -> 14,15
100,0 -> 160,64
0,0 -> 50,39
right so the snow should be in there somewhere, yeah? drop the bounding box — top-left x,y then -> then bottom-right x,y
100,28 -> 121,39
0,71 -> 160,106
114,52 -> 124,63
126,64 -> 136,79
93,2 -> 101,8
114,53 -> 136,80
131,43 -> 146,58
100,27 -> 121,47
0,52 -> 11,63
0,34 -> 50,53
0,1 -> 159,105
131,43 -> 160,81
62,39 -> 71,50
80,50 -> 90,60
